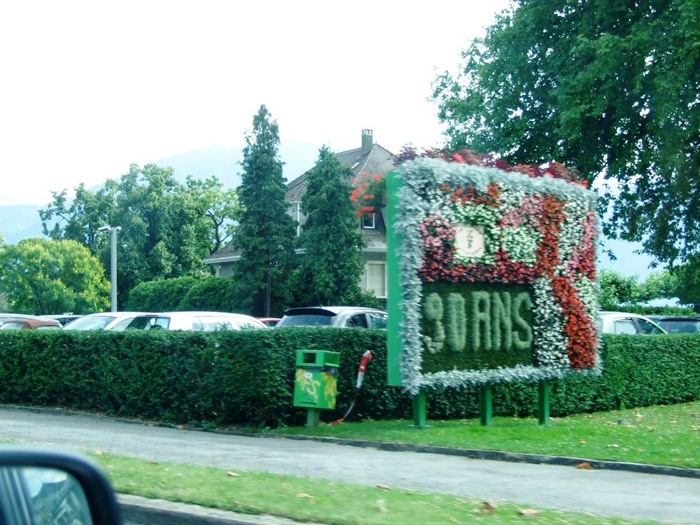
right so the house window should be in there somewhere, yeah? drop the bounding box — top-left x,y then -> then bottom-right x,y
288,201 -> 302,236
363,262 -> 386,298
362,213 -> 376,229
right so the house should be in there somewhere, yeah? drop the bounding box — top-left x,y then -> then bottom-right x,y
203,129 -> 396,301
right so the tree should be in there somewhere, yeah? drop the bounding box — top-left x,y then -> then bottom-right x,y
233,105 -> 297,316
293,147 -> 367,305
39,164 -> 237,307
126,275 -> 240,312
666,259 -> 700,311
125,276 -> 200,311
184,176 -> 240,255
0,238 -> 110,314
598,270 -> 644,309
433,0 -> 700,266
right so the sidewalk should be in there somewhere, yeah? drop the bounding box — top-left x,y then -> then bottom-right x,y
1,406 -> 699,524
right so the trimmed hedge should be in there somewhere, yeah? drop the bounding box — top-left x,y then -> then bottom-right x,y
0,330 -> 698,427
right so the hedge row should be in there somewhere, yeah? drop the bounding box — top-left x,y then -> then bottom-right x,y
0,329 -> 698,428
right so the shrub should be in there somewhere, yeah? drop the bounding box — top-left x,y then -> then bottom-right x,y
0,330 -> 697,427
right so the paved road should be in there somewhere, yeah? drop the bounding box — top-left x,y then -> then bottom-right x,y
1,406 -> 699,524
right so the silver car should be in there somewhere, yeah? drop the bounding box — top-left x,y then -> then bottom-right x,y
597,311 -> 667,335
276,306 -> 387,329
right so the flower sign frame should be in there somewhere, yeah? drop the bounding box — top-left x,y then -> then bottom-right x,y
386,156 -> 600,398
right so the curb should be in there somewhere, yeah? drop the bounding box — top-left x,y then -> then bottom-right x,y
248,432 -> 700,480
5,404 -> 699,480
117,494 -> 323,525
118,494 -> 326,525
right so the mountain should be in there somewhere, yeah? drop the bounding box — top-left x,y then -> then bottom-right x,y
0,205 -> 45,244
155,140 -> 320,187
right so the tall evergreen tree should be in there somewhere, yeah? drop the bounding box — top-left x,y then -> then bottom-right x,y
233,105 -> 296,316
294,147 -> 367,305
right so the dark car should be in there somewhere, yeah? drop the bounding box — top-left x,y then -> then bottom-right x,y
39,314 -> 84,327
276,306 -> 387,329
257,317 -> 281,327
647,316 -> 700,334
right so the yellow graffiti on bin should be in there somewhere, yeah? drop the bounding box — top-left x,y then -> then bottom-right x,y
322,371 -> 338,406
296,368 -> 321,404
295,368 -> 338,407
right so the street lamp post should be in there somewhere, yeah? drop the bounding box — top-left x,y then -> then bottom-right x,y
98,225 -> 121,312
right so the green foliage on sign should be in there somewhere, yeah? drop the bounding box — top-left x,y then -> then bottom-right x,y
420,282 -> 533,373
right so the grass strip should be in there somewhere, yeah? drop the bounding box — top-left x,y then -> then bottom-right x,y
265,402 -> 700,469
95,453 -> 660,525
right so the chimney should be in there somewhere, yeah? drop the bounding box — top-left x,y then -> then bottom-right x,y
361,129 -> 373,155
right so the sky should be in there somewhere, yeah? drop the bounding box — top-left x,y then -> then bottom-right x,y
0,0 -> 511,207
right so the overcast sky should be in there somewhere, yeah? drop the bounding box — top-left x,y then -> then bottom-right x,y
0,1 -> 512,206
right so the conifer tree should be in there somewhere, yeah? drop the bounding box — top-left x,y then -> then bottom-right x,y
294,147 -> 367,305
233,105 -> 296,316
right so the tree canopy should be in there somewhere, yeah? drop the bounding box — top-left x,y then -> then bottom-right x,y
39,164 -> 237,307
0,238 -> 110,314
433,0 -> 700,266
294,147 -> 367,305
233,105 -> 297,316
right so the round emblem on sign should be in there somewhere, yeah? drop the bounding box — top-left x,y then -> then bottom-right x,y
455,224 -> 485,258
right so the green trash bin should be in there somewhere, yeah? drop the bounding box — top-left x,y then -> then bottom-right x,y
293,350 -> 340,410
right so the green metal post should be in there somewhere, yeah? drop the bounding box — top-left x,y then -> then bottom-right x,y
538,381 -> 551,425
480,384 -> 493,426
411,390 -> 427,428
306,408 -> 321,428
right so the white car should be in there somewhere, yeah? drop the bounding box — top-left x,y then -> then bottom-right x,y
597,311 -> 667,335
62,312 -> 157,331
125,311 -> 267,331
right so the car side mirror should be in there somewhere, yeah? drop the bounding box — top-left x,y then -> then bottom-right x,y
0,447 -> 122,525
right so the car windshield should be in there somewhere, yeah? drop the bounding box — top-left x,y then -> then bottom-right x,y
62,315 -> 117,330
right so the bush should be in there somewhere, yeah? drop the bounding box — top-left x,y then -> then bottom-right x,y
0,330 -> 698,427
126,276 -> 243,313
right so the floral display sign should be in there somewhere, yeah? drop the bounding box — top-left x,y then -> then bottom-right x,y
386,155 -> 600,394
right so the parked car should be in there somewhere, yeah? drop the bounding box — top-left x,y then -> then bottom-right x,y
61,312 -> 157,331
597,311 -> 667,335
123,311 -> 268,331
39,313 -> 84,326
646,315 -> 700,334
276,306 -> 388,329
0,318 -> 61,330
0,313 -> 49,324
257,317 -> 281,327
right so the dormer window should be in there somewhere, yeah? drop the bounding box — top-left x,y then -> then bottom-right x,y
362,213 -> 376,229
